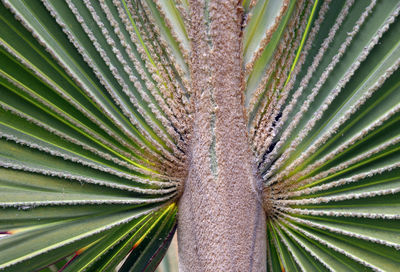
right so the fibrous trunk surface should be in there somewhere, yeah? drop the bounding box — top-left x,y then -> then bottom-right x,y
177,1 -> 266,271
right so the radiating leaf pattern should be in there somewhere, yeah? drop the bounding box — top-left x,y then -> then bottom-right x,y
247,0 -> 400,271
0,0 -> 186,270
0,0 -> 399,271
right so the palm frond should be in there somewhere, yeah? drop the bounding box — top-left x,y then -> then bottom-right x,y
1,0 -> 399,271
246,0 -> 400,270
0,0 -> 187,270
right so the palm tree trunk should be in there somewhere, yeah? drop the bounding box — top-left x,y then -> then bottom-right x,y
177,1 -> 267,271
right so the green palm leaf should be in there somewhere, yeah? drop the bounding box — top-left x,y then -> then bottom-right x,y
0,0 -> 184,270
0,0 -> 399,271
248,0 -> 400,270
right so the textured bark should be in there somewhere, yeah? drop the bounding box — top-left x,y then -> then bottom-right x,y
177,1 -> 266,271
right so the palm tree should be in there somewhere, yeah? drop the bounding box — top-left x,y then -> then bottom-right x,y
0,0 -> 399,271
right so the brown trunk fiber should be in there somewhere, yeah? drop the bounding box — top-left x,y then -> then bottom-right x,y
177,1 -> 266,271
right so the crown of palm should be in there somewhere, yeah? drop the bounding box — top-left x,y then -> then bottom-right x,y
0,0 -> 399,271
